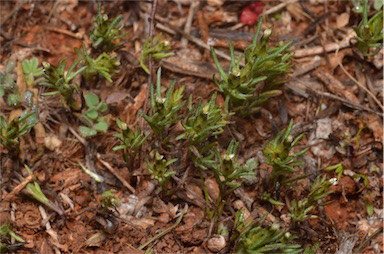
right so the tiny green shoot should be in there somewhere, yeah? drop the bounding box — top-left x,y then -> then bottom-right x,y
262,120 -> 308,191
139,33 -> 174,74
142,68 -> 185,136
79,92 -> 109,138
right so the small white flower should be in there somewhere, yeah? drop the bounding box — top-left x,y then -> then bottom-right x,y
223,154 -> 234,161
329,178 -> 338,185
156,96 -> 166,104
163,41 -> 170,47
203,106 -> 209,114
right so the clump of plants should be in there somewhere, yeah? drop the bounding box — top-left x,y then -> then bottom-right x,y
0,111 -> 39,160
352,0 -> 383,57
90,3 -> 127,52
113,118 -> 147,168
211,21 -> 292,115
146,150 -> 177,194
176,92 -> 232,146
288,175 -> 335,224
262,120 -> 308,192
41,59 -> 86,111
142,68 -> 185,137
232,210 -> 303,254
0,221 -> 25,253
139,34 -> 174,74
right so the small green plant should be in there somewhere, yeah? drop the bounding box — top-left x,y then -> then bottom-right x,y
0,111 -> 39,156
262,120 -> 308,191
233,210 -> 303,254
139,33 -> 174,74
200,140 -> 257,223
176,93 -> 232,146
289,175 -> 335,223
23,165 -> 64,216
42,59 -> 86,111
324,163 -> 344,181
0,61 -> 21,106
79,92 -> 109,137
113,118 -> 147,167
99,189 -> 121,211
142,68 -> 185,136
262,192 -> 286,206
25,181 -> 64,215
146,150 -> 177,194
211,140 -> 257,199
90,3 -> 127,52
75,44 -> 120,82
211,21 -> 292,115
21,58 -> 44,87
0,220 -> 25,253
353,0 -> 383,58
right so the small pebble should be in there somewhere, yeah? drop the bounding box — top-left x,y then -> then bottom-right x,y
207,235 -> 226,253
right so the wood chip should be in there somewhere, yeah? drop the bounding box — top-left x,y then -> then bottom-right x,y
313,68 -> 360,105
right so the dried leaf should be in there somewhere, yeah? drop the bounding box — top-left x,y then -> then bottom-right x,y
337,12 -> 350,28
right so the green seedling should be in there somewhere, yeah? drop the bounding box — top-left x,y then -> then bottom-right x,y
142,68 -> 185,136
146,150 -> 177,194
90,3 -> 127,52
353,0 -> 383,57
212,140 -> 256,199
113,118 -> 147,168
0,61 -> 21,106
42,59 -> 86,111
0,220 -> 25,253
176,93 -> 232,146
324,163 -> 344,181
289,175 -> 335,223
25,181 -> 64,215
211,20 -> 292,115
201,140 -> 257,224
262,120 -> 308,191
139,33 -> 174,74
24,172 -> 64,216
233,211 -> 302,254
364,190 -> 376,216
0,111 -> 38,158
263,192 -> 285,206
79,92 -> 109,137
100,189 -> 121,211
21,58 -> 44,87
75,44 -> 120,83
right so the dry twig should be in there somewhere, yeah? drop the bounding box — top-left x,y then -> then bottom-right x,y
97,153 -> 136,194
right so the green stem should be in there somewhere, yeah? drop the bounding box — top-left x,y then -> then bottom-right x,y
138,205 -> 188,250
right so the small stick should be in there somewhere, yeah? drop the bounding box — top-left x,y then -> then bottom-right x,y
138,205 -> 188,250
336,50 -> 384,110
313,68 -> 360,105
142,0 -> 158,128
96,153 -> 136,194
294,30 -> 356,58
261,0 -> 299,17
140,4 -> 231,62
2,173 -> 35,201
43,26 -> 83,39
181,1 -> 199,48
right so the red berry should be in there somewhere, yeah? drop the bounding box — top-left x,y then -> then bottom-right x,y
240,2 -> 263,25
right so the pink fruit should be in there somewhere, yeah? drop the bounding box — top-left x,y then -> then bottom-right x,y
240,2 -> 263,25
